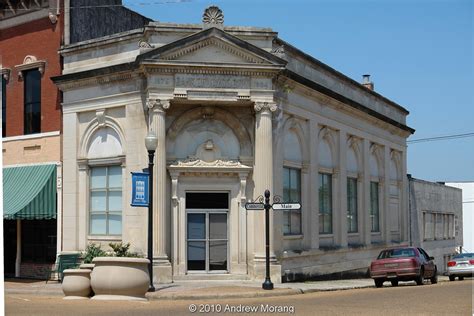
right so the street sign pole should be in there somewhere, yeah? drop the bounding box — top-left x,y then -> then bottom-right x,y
262,189 -> 274,290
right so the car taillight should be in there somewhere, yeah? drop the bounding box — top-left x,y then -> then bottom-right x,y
469,260 -> 474,265
447,261 -> 456,267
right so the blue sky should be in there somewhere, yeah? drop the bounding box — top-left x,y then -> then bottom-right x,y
125,0 -> 473,181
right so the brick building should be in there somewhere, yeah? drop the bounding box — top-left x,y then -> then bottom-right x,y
1,0 -> 63,279
1,0 -> 152,279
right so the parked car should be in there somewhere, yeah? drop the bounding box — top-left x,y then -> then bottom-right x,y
369,247 -> 437,288
447,253 -> 474,281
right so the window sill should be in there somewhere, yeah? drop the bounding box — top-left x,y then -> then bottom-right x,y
283,234 -> 303,240
348,232 -> 359,236
319,234 -> 334,238
371,232 -> 381,235
87,235 -> 122,241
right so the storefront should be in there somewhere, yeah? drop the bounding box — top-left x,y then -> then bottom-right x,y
3,163 -> 60,278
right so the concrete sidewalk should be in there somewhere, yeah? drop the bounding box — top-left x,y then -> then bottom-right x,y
4,276 -> 450,300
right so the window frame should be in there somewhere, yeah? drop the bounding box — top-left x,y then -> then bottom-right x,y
23,68 -> 41,135
347,177 -> 358,233
319,172 -> 333,235
89,165 -> 123,236
282,166 -> 302,236
370,181 -> 380,232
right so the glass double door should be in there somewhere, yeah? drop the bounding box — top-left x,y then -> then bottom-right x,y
187,212 -> 228,272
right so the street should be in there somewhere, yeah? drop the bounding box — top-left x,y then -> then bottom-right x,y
5,280 -> 473,316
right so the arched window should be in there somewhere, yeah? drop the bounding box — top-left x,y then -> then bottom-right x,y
87,127 -> 123,236
369,147 -> 381,232
283,130 -> 303,235
346,144 -> 360,233
318,131 -> 335,235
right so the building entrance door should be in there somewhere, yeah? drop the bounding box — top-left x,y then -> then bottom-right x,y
186,192 -> 228,273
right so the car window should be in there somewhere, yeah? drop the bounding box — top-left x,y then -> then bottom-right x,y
453,253 -> 474,259
377,248 -> 416,259
418,248 -> 431,261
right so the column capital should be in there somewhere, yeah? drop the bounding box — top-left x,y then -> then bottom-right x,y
147,98 -> 171,113
254,101 -> 277,113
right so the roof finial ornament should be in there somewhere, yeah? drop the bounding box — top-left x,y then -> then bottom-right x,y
202,5 -> 224,29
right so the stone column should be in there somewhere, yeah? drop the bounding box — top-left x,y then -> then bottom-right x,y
252,101 -> 280,281
400,150 -> 409,243
148,98 -> 172,283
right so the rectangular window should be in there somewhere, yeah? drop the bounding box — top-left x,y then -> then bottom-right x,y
347,177 -> 358,233
24,69 -> 41,135
370,181 -> 379,232
435,213 -> 443,240
90,166 -> 122,235
283,167 -> 302,235
319,173 -> 332,234
2,76 -> 6,137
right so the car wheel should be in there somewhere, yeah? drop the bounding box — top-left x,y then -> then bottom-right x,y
449,275 -> 455,281
391,280 -> 399,287
415,268 -> 424,285
459,276 -> 464,281
431,271 -> 438,284
374,279 -> 384,288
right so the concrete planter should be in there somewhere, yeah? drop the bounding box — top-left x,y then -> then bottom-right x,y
90,257 -> 150,301
79,263 -> 95,269
62,269 -> 92,299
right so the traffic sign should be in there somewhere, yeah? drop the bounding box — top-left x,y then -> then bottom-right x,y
272,203 -> 301,210
245,203 -> 265,210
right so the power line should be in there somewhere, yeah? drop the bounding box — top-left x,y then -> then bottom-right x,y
407,132 -> 474,144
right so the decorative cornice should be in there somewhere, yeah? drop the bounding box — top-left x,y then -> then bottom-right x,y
169,158 -> 249,168
15,55 -> 46,79
1,68 -> 11,83
254,101 -> 277,113
160,37 -> 266,64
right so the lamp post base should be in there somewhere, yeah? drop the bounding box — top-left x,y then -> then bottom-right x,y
262,279 -> 274,290
148,285 -> 155,292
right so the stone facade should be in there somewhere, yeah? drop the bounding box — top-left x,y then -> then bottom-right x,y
53,7 -> 414,283
409,177 -> 463,273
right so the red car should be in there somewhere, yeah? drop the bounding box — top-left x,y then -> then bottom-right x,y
370,247 -> 437,287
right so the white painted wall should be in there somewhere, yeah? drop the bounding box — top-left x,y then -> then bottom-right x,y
446,182 -> 474,253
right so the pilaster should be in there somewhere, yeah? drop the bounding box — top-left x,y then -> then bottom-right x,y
338,131 -> 348,247
362,139 -> 371,245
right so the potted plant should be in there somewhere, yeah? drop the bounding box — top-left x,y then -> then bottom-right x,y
62,243 -> 104,299
90,242 -> 150,301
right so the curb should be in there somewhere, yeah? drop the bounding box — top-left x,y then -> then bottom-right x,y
146,288 -> 302,301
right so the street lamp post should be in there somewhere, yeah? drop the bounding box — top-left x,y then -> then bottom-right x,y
145,132 -> 158,292
262,189 -> 274,290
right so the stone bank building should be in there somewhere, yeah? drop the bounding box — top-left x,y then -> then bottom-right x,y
53,6 -> 415,283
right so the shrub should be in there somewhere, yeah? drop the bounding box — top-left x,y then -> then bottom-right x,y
108,242 -> 141,258
83,243 -> 107,263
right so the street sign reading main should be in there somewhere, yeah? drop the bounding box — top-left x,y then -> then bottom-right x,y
272,203 -> 301,210
245,203 -> 265,210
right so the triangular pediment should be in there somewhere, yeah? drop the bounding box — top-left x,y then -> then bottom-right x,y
137,27 -> 286,66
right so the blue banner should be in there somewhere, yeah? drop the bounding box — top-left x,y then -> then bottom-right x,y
131,172 -> 149,207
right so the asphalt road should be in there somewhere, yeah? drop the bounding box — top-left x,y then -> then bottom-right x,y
5,280 -> 473,316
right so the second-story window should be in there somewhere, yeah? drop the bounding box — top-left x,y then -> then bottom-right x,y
24,69 -> 41,134
2,76 -> 6,137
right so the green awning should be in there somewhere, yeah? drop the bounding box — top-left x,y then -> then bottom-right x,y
3,164 -> 57,220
